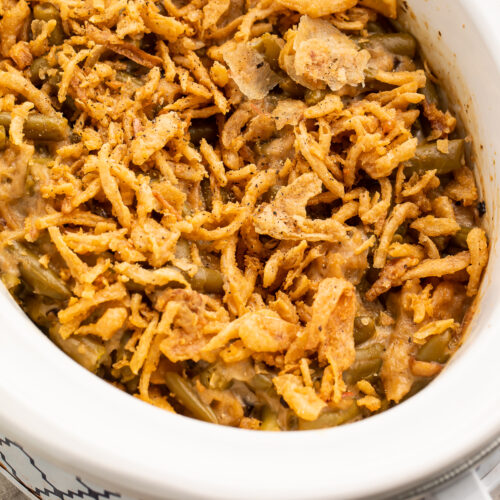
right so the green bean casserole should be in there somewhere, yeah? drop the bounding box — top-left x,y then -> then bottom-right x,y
0,0 -> 489,430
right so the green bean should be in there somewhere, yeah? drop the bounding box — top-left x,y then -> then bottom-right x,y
25,114 -> 68,141
391,234 -> 404,244
29,155 -> 53,170
250,373 -> 274,391
395,222 -> 408,239
251,33 -> 282,72
344,358 -> 382,385
220,187 -> 234,204
304,89 -> 328,106
125,264 -> 187,291
190,266 -> 224,294
432,235 -> 449,252
41,24 -> 64,46
422,79 -> 439,106
30,65 -> 62,90
251,34 -> 305,98
402,377 -> 431,401
362,69 -> 395,91
279,77 -> 306,98
0,112 -> 68,142
126,377 -> 140,394
164,371 -> 218,424
366,21 -> 386,34
0,125 -> 6,150
163,240 -> 226,294
25,172 -> 36,193
388,18 -> 406,33
365,33 -> 417,58
199,369 -> 215,390
0,114 -> 11,133
298,403 -> 360,430
115,71 -> 143,88
260,406 -> 281,431
33,3 -> 65,45
118,365 -> 137,384
9,241 -> 71,300
199,366 -> 233,391
49,328 -> 105,373
354,316 -> 376,345
48,70 -> 62,88
343,343 -> 384,385
416,329 -> 451,363
285,408 -> 299,430
189,118 -> 218,146
33,3 -> 59,22
451,226 -> 472,249
253,140 -> 269,158
176,239 -> 224,294
262,185 -> 281,203
23,296 -> 54,329
354,343 -> 385,361
109,334 -> 136,381
363,66 -> 378,82
376,399 -> 391,413
30,57 -> 51,86
404,139 -> 465,176
29,55 -> 61,90
125,280 -> 144,293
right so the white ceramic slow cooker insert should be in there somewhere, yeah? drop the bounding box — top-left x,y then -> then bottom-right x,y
1,1 -> 500,499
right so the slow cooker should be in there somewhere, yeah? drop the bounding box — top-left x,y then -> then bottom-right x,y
1,0 -> 500,498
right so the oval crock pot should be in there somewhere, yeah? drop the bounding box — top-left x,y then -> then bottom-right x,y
1,1 -> 500,499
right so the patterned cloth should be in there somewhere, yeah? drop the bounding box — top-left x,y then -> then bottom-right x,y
0,436 -> 129,500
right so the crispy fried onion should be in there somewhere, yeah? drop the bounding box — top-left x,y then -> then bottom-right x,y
222,40 -> 281,100
280,16 -> 370,91
273,374 -> 326,420
287,278 -> 356,402
253,173 -> 347,241
202,308 -> 299,354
